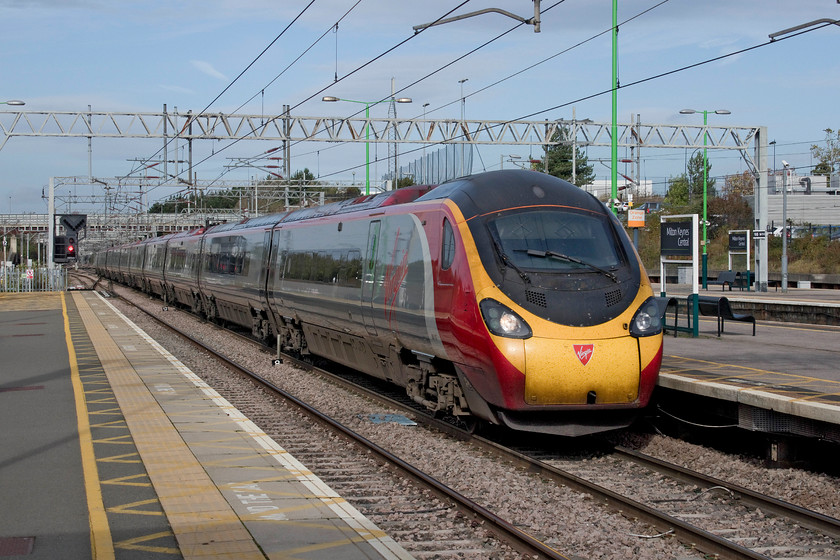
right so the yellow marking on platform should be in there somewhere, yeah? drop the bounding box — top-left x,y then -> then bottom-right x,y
114,531 -> 180,555
88,405 -> 123,414
101,473 -> 150,487
281,535 -> 391,557
90,420 -> 128,429
65,292 -> 115,560
794,391 -> 840,403
97,452 -> 143,464
74,293 -> 265,560
85,382 -> 115,390
665,354 -> 832,382
108,498 -> 164,516
93,434 -> 135,445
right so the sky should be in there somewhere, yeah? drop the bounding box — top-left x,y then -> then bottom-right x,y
1,0 -> 839,214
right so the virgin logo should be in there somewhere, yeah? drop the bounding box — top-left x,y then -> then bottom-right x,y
574,344 -> 594,366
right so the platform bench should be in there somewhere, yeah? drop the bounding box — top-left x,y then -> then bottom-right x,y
687,294 -> 756,336
707,270 -> 740,291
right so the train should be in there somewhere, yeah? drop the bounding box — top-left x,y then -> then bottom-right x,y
93,169 -> 669,436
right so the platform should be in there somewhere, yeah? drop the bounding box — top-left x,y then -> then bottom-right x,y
0,291 -> 413,560
655,284 -> 840,443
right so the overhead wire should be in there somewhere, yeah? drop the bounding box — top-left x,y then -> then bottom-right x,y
313,15 -> 838,183
125,0 -> 370,210
177,0 -> 474,189
141,4 -> 837,204
121,0 -> 320,188
151,0 -> 660,191
297,0 -> 679,180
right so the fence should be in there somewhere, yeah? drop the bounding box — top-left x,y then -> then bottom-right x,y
1,265 -> 67,293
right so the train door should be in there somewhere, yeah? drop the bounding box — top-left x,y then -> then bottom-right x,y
361,220 -> 380,335
266,229 -> 283,309
436,217 -> 456,313
259,230 -> 273,303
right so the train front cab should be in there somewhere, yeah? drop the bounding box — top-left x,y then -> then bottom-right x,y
428,170 -> 667,436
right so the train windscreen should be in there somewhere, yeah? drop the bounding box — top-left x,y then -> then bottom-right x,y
488,209 -> 622,272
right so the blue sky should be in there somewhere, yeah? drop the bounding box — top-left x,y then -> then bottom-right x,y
1,0 -> 838,213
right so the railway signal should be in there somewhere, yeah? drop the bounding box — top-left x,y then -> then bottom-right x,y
66,237 -> 76,261
53,235 -> 67,263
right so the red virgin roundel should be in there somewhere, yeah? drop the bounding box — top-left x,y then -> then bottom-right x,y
574,344 -> 594,366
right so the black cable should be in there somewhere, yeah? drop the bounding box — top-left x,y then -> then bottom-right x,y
275,0 -> 673,180
121,1 -> 319,184
315,18 -> 838,183
174,0 -> 474,190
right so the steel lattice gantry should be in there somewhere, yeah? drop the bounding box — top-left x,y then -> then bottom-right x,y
1,109 -> 759,156
0,109 -> 772,290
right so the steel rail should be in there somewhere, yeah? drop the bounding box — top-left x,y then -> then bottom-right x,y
103,288 -> 572,560
614,446 -> 840,540
82,272 -> 832,560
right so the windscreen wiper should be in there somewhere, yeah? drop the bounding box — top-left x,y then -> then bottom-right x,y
526,249 -> 618,283
490,234 -> 530,284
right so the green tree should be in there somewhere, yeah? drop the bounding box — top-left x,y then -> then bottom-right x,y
290,168 -> 317,183
665,173 -> 690,206
813,160 -> 832,176
687,150 -> 715,201
538,127 -> 595,187
666,151 -> 715,209
810,128 -> 840,174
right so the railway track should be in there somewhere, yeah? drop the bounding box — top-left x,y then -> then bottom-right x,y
75,271 -> 840,560
78,275 -> 569,560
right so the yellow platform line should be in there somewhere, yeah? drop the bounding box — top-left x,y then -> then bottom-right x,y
65,292 -> 115,560
73,293 -> 265,560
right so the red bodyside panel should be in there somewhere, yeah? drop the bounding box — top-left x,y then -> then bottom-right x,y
638,341 -> 663,406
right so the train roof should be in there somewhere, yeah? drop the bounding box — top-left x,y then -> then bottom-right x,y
276,184 -> 438,223
417,169 -> 603,220
198,184 -> 440,234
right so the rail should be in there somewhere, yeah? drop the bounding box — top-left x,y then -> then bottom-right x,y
102,284 -> 570,560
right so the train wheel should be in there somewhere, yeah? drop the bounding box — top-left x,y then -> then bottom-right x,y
458,416 -> 482,435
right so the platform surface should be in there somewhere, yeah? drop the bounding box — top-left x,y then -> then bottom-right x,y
0,291 -> 413,560
655,284 -> 840,430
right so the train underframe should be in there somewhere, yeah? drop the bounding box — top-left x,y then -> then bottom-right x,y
119,276 -> 642,436
273,315 -> 476,423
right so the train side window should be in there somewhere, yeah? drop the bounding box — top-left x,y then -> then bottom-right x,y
441,218 -> 455,270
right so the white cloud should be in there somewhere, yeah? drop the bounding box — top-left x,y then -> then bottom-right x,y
190,60 -> 227,81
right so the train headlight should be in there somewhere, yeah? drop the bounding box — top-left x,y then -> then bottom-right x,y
479,299 -> 532,339
629,297 -> 669,337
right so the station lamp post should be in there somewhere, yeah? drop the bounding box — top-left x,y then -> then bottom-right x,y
680,108 -> 730,289
1,100 -> 25,106
322,95 -> 412,196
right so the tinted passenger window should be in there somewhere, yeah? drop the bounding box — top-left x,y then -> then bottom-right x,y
441,219 -> 455,270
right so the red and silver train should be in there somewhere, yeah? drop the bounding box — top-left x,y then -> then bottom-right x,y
94,170 -> 668,436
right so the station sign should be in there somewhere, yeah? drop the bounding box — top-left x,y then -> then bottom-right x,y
729,232 -> 748,250
752,230 -> 767,239
627,209 -> 645,228
660,221 -> 693,256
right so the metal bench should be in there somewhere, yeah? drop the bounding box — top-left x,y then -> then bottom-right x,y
687,294 -> 756,336
707,270 -> 740,291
